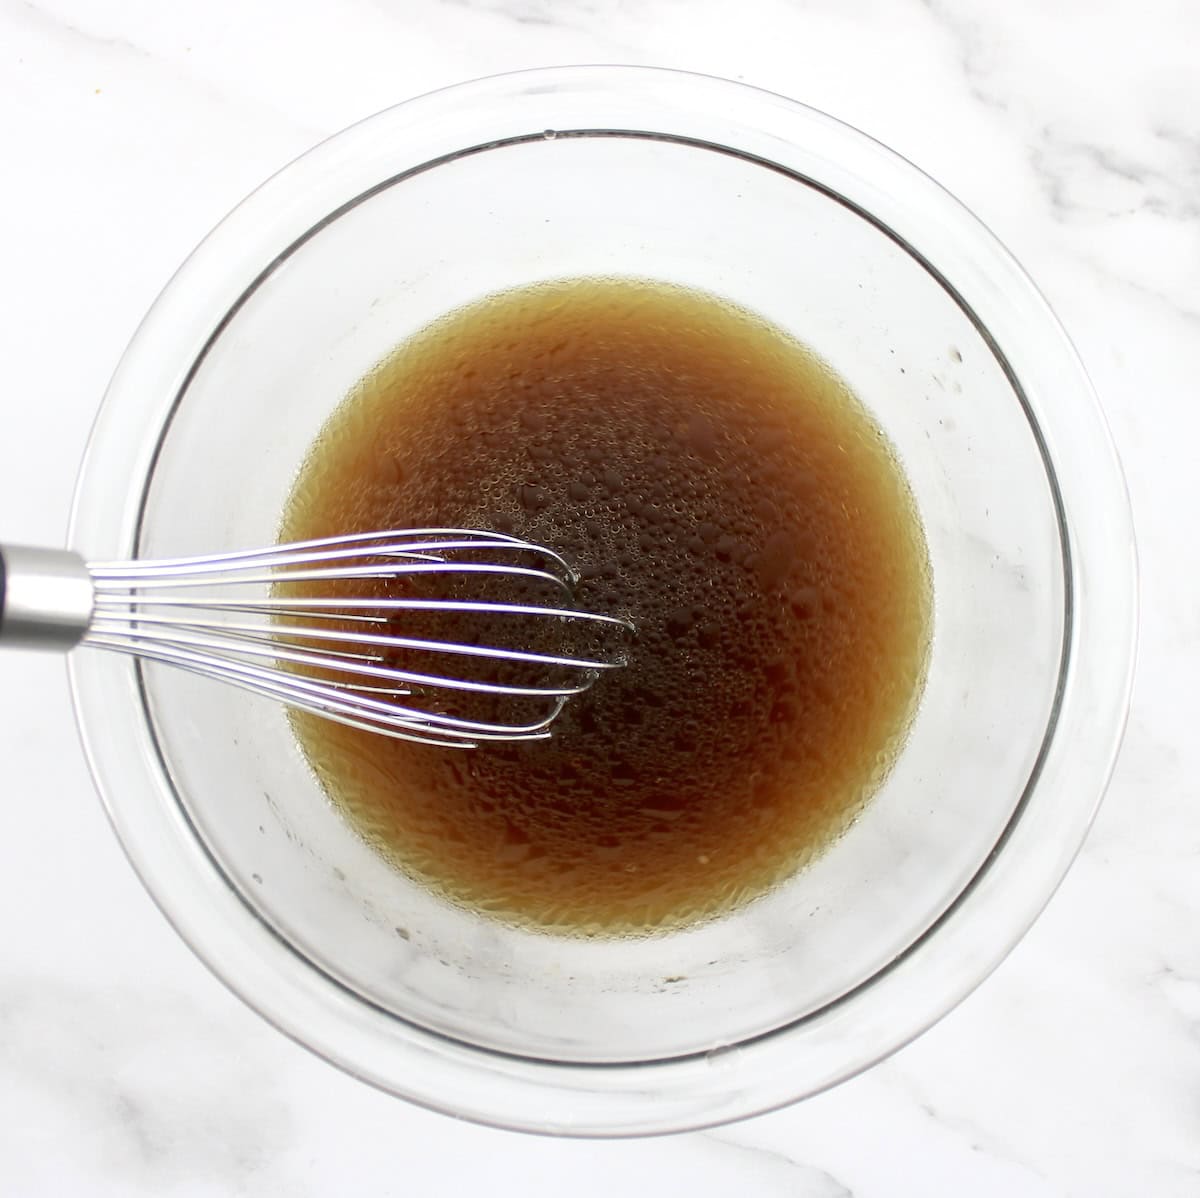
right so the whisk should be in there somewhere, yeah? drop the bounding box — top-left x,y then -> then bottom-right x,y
0,530 -> 631,749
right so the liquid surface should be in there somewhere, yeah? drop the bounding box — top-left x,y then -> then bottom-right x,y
281,278 -> 931,934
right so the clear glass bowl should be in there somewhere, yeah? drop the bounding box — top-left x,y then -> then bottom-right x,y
68,66 -> 1137,1135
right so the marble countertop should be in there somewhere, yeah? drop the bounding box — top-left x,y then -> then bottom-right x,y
1,1 -> 1195,1193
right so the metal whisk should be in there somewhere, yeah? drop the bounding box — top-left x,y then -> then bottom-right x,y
0,530 -> 630,748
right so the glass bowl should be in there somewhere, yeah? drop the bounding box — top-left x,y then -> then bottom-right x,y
68,66 -> 1137,1136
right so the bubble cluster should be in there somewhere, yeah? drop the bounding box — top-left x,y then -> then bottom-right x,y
281,277 -> 932,935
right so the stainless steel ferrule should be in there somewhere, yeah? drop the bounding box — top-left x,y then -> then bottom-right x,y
0,545 -> 95,650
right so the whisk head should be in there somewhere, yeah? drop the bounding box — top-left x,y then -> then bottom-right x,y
84,529 -> 631,748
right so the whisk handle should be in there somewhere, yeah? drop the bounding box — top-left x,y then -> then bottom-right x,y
0,545 -> 94,651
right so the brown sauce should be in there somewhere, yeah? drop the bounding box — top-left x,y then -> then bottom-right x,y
280,277 -> 931,935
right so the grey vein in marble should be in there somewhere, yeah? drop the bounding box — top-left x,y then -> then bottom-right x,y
702,1132 -> 855,1197
0,979 -> 296,1194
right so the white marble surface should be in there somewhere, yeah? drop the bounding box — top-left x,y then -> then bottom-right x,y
0,0 -> 1195,1192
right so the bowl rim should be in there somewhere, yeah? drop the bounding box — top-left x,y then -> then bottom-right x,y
67,64 -> 1138,1136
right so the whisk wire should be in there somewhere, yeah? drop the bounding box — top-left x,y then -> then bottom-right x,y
87,633 -> 565,748
94,608 -> 621,672
67,529 -> 632,748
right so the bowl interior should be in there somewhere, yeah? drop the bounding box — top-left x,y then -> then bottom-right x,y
129,130 -> 1065,1063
